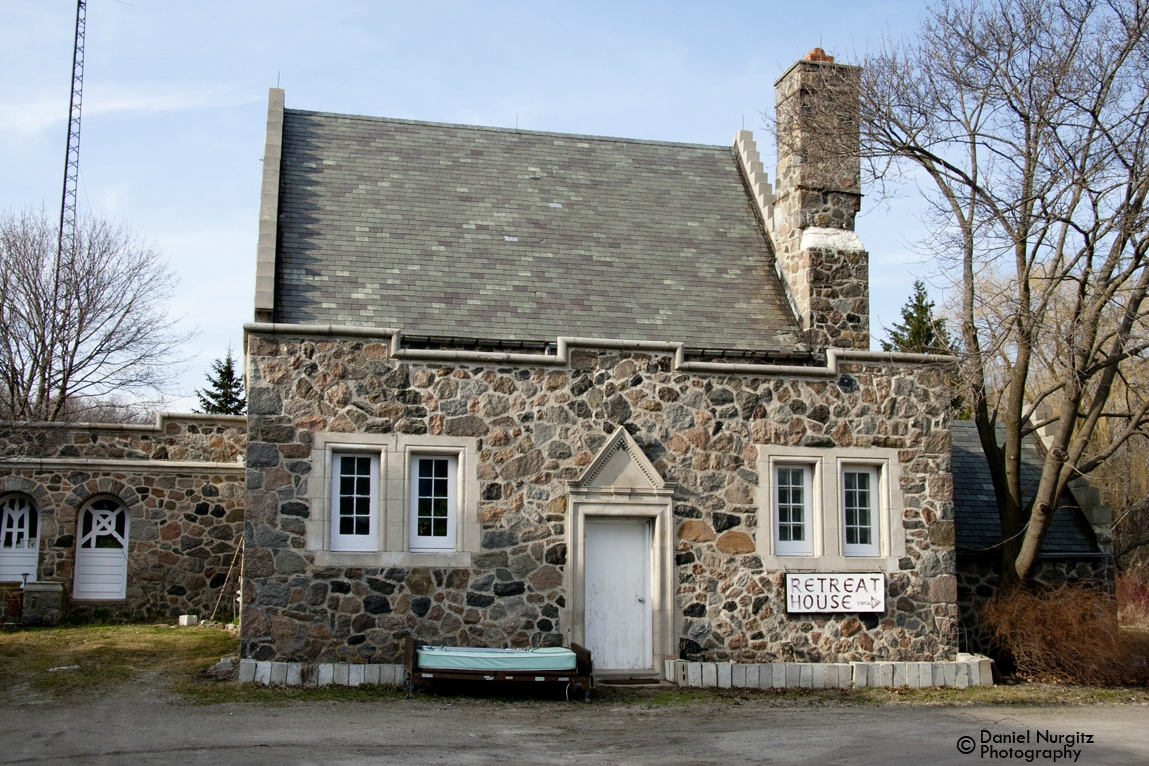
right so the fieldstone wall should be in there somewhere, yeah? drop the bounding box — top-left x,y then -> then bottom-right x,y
242,333 -> 958,665
955,554 -> 1115,652
0,415 -> 246,619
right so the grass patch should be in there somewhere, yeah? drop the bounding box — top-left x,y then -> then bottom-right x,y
3,625 -> 1147,707
174,679 -> 409,706
0,624 -> 237,699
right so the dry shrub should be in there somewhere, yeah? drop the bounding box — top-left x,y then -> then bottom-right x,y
1117,564 -> 1149,629
981,585 -> 1140,686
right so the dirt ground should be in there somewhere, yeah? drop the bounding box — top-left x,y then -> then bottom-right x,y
2,676 -> 1149,766
2,625 -> 1147,765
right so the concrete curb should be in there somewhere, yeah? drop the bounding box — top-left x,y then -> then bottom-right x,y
664,655 -> 993,689
239,659 -> 405,687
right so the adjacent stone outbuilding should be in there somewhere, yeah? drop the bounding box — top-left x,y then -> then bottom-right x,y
0,414 -> 246,621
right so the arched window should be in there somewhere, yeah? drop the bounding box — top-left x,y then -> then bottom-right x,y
0,495 -> 40,583
73,498 -> 129,599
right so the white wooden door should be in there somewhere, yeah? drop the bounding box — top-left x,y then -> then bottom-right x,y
584,517 -> 652,671
0,496 -> 39,583
74,500 -> 128,600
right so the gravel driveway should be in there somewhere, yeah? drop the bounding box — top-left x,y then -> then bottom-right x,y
2,681 -> 1148,765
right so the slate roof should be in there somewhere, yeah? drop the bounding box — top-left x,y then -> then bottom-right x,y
952,421 -> 1100,556
274,110 -> 801,351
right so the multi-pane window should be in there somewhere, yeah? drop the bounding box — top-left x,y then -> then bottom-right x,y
775,465 -> 813,556
842,467 -> 880,556
0,495 -> 40,583
409,455 -> 457,552
330,453 -> 379,551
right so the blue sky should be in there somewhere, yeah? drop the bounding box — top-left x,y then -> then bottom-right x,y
1,1 -> 939,410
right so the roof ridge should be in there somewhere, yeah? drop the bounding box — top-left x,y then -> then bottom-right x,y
283,108 -> 732,152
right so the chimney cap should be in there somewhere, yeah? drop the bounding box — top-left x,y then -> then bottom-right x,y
804,48 -> 835,63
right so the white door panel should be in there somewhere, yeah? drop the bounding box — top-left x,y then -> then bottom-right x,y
73,550 -> 128,599
74,501 -> 129,600
584,517 -> 652,671
0,550 -> 38,583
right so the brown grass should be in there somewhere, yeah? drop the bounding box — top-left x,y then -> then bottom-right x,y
1117,563 -> 1149,629
0,623 -> 237,699
3,624 -> 1148,707
981,584 -> 1145,686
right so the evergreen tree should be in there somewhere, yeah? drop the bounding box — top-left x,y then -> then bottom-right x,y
195,348 -> 245,415
881,280 -> 953,354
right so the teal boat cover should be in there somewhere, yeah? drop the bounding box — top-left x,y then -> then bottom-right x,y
417,646 -> 577,672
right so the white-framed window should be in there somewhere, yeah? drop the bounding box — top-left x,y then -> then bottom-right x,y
757,445 -> 905,566
330,452 -> 380,552
307,432 -> 479,565
841,466 -> 880,557
774,464 -> 814,556
409,454 -> 458,552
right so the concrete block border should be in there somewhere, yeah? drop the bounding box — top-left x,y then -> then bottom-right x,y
239,660 -> 405,687
241,655 -> 992,690
665,654 -> 993,689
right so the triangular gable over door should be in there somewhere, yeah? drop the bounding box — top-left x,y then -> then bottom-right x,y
569,427 -> 669,494
566,427 -> 676,674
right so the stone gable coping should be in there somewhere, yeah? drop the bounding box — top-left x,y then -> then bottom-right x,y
732,130 -> 775,230
243,322 -> 954,378
254,87 -> 285,321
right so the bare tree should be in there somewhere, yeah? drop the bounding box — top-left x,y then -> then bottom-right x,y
856,0 -> 1149,587
0,208 -> 190,422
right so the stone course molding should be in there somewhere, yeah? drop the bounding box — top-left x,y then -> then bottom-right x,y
0,411 -> 246,434
243,322 -> 952,376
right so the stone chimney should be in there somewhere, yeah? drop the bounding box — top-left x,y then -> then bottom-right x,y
772,49 -> 869,350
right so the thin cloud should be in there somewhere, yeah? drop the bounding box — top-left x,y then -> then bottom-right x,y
0,84 -> 260,135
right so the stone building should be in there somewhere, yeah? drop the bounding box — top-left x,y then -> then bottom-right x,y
0,50 -> 1113,670
0,414 -> 246,622
238,49 -> 962,674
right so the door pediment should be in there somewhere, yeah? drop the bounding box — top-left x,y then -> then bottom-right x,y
569,427 -> 671,493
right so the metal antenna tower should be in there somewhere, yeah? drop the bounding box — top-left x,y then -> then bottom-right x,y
43,0 -> 86,420
57,0 -> 87,269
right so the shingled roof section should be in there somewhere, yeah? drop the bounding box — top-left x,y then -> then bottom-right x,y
951,421 -> 1100,556
274,110 -> 801,351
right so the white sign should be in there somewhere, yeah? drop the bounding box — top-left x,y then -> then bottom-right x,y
786,573 -> 885,613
